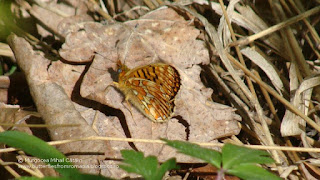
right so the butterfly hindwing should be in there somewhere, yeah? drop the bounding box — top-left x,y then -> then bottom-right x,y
124,78 -> 171,122
118,63 -> 180,122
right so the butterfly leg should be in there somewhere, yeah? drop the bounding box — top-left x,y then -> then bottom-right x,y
102,81 -> 118,95
112,81 -> 119,87
120,99 -> 137,126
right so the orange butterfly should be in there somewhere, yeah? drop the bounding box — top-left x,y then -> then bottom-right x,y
114,61 -> 181,122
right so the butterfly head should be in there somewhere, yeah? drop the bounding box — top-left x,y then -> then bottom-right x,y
116,60 -> 130,79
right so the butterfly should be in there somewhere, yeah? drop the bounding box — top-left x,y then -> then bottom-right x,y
114,61 -> 181,122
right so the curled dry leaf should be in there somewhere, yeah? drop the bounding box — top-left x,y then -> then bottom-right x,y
241,47 -> 284,94
281,76 -> 320,136
59,7 -> 241,164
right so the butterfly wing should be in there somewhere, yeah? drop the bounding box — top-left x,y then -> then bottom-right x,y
118,64 -> 180,122
125,78 -> 175,122
123,64 -> 180,99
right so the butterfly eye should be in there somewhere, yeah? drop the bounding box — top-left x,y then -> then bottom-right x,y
118,69 -> 122,73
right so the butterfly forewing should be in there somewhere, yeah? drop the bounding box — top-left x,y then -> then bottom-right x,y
117,63 -> 180,122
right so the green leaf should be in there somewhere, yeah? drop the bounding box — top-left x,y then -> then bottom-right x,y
0,131 -> 79,178
6,65 -> 17,75
157,158 -> 178,178
162,139 -> 221,168
227,164 -> 281,180
0,0 -> 13,41
119,150 -> 178,180
222,144 -> 274,170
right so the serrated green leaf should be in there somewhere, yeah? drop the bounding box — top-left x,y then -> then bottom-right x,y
120,150 -> 156,177
222,144 -> 274,170
227,164 -> 281,180
0,131 -> 80,178
157,158 -> 178,178
120,150 -> 178,180
162,139 -> 221,168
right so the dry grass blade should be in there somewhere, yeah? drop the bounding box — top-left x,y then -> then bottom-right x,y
229,6 -> 320,47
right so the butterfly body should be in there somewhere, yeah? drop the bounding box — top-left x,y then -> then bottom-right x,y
116,62 -> 180,122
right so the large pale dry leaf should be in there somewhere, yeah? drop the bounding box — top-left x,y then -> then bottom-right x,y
59,7 -> 241,163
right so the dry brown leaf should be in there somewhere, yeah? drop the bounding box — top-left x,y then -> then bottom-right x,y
0,104 -> 20,128
0,103 -> 41,132
8,34 -> 112,175
30,1 -> 89,39
59,7 -> 240,161
30,5 -> 65,39
47,61 -> 85,97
